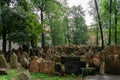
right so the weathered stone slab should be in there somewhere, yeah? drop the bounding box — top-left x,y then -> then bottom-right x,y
103,45 -> 120,74
29,56 -> 39,72
61,56 -> 86,75
17,70 -> 31,80
0,68 -> 7,75
0,54 -> 8,68
10,52 -> 18,69
39,61 -> 54,74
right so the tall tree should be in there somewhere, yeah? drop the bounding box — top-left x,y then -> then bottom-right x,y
114,0 -> 118,45
94,0 -> 104,49
69,5 -> 89,45
31,0 -> 47,48
108,0 -> 112,45
42,0 -> 67,46
0,0 -> 11,53
88,0 -> 100,46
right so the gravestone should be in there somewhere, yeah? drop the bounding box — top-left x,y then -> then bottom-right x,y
20,52 -> 29,67
10,52 -> 18,69
100,61 -> 105,75
17,70 -> 31,80
0,69 -> 7,75
55,62 -> 65,76
46,49 -> 53,60
40,61 -> 54,74
61,56 -> 86,75
103,45 -> 120,74
22,57 -> 29,69
29,56 -> 39,72
21,52 -> 29,60
52,55 -> 61,63
0,54 -> 8,68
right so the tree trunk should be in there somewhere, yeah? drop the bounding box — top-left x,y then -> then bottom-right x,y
2,26 -> 7,53
8,39 -> 12,52
1,7 -> 7,54
41,7 -> 45,49
94,0 -> 104,49
108,0 -> 112,45
47,13 -> 55,45
96,25 -> 99,46
67,25 -> 70,45
114,0 -> 117,45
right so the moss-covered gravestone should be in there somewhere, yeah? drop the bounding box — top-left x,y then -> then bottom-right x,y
17,70 -> 31,80
10,52 -> 18,69
0,54 -> 8,68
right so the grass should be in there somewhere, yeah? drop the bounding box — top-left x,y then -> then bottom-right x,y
30,72 -> 78,80
0,69 -> 18,80
0,69 -> 78,80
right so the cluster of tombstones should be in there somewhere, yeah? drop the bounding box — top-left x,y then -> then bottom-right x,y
1,45 -> 114,78
0,48 -> 56,80
0,46 -> 83,77
0,46 -> 61,76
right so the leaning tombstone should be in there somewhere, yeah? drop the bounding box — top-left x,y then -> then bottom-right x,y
20,52 -> 29,66
10,52 -> 18,69
22,57 -> 29,69
22,52 -> 29,60
17,70 -> 31,80
0,54 -> 8,68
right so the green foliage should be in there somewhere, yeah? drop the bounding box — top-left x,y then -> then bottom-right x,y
0,70 -> 78,80
1,7 -> 27,33
0,0 -> 11,6
30,72 -> 77,80
45,0 -> 67,45
0,0 -> 43,47
25,13 -> 43,47
99,0 -> 120,45
0,69 -> 19,80
0,0 -> 91,48
69,5 -> 89,45
9,12 -> 42,46
3,8 -> 28,45
90,0 -> 120,46
16,0 -> 30,12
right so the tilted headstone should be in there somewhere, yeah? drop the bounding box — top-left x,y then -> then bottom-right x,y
20,52 -> 29,67
22,57 -> 29,69
0,54 -> 8,68
10,52 -> 18,69
17,70 -> 31,80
